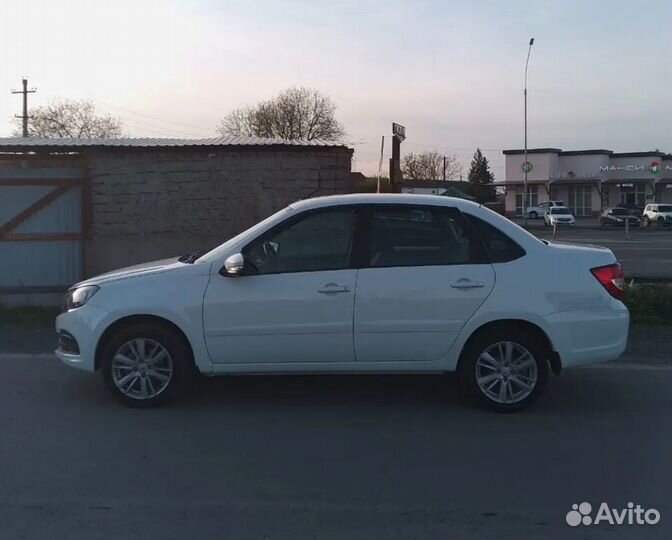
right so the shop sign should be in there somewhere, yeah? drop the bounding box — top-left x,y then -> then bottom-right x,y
521,161 -> 533,173
600,161 -> 672,173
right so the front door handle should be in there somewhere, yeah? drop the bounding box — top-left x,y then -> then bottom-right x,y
450,279 -> 485,289
318,283 -> 351,294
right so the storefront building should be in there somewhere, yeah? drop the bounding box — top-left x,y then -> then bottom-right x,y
500,148 -> 672,217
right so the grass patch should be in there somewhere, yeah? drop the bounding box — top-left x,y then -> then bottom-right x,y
0,306 -> 60,327
624,284 -> 672,326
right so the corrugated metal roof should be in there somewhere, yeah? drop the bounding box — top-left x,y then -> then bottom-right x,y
0,136 -> 348,149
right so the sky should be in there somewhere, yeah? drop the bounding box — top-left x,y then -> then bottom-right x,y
1,0 -> 671,180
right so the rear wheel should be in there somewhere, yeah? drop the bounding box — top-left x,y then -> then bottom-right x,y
657,217 -> 666,228
459,326 -> 549,412
101,323 -> 190,407
529,211 -> 538,219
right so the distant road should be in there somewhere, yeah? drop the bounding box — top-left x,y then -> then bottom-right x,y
528,228 -> 672,280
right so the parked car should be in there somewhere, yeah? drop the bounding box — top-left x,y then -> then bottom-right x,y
600,207 -> 641,227
544,206 -> 576,226
619,202 -> 644,215
55,194 -> 629,412
525,200 -> 565,219
642,204 -> 672,227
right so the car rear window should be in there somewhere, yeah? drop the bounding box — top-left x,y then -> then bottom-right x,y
464,214 -> 526,263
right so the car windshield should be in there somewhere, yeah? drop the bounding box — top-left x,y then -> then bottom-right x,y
659,205 -> 672,212
611,208 -> 630,215
551,208 -> 571,214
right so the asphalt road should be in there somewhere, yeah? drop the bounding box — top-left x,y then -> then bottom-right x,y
0,353 -> 670,540
528,227 -> 672,279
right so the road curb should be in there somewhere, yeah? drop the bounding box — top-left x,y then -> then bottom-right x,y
0,353 -> 55,360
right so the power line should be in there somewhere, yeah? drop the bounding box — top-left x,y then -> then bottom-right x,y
95,107 -> 212,138
11,78 -> 37,137
94,99 -> 211,132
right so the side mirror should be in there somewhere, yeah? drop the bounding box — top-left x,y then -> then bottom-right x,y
222,253 -> 245,276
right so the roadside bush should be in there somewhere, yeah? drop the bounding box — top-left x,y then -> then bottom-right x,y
624,284 -> 672,325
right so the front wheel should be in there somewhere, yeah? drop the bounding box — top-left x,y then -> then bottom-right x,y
643,216 -> 650,227
459,327 -> 549,412
101,323 -> 191,407
529,211 -> 538,219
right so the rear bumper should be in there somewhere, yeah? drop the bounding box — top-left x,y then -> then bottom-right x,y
543,305 -> 629,368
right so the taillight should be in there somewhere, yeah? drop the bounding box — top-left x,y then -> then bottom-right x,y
590,263 -> 625,300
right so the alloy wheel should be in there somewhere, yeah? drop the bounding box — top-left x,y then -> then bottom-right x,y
475,341 -> 538,404
111,338 -> 174,400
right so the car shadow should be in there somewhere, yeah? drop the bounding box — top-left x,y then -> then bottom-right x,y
172,368 -> 633,416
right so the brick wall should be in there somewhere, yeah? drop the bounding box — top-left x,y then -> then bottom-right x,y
84,146 -> 352,275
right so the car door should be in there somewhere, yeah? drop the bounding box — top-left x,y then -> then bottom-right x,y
202,205 -> 362,364
353,204 -> 495,363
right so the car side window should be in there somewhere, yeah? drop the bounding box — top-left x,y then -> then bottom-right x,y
242,207 -> 358,275
463,214 -> 526,263
367,205 -> 487,268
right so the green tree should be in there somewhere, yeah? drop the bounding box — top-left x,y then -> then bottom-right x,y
467,148 -> 495,202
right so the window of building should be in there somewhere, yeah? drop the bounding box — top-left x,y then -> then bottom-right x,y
619,184 -> 647,208
568,185 -> 593,217
515,185 -> 538,217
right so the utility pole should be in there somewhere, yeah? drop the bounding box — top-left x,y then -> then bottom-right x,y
443,156 -> 446,181
523,38 -> 534,225
11,78 -> 37,137
376,136 -> 385,193
389,123 -> 406,192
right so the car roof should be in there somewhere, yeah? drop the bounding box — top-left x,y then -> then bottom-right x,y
289,193 -> 483,212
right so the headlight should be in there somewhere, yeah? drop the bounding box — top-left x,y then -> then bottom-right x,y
63,285 -> 100,311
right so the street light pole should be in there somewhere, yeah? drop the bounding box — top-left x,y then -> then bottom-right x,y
523,37 -> 534,225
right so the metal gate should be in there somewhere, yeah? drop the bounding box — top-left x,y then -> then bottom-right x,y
0,159 -> 86,306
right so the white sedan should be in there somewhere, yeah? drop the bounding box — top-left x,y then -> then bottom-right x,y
544,206 -> 577,226
56,194 -> 629,412
525,200 -> 565,219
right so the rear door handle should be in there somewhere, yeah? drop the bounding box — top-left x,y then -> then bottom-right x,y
317,283 -> 351,294
450,279 -> 485,289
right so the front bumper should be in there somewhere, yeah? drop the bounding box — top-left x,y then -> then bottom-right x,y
55,303 -> 110,373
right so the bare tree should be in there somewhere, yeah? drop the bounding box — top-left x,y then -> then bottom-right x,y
401,151 -> 462,181
12,99 -> 123,138
218,87 -> 345,141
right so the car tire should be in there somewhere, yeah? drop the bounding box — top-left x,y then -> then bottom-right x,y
529,211 -> 538,219
657,217 -> 665,228
643,216 -> 650,227
459,326 -> 549,413
101,322 -> 191,407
